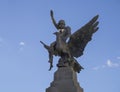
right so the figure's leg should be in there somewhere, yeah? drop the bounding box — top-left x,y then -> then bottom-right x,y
40,41 -> 54,70
48,52 -> 53,71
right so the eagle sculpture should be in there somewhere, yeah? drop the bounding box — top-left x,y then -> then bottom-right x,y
40,10 -> 99,73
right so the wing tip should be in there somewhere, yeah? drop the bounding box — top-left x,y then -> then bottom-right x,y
93,15 -> 99,22
95,14 -> 99,18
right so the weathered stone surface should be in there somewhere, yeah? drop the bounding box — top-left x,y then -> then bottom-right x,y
46,66 -> 83,92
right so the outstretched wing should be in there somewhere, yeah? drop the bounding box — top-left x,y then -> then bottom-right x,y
68,15 -> 99,58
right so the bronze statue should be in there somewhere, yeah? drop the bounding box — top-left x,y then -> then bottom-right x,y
40,10 -> 99,73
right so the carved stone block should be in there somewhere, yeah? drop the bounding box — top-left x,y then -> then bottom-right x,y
46,67 -> 83,92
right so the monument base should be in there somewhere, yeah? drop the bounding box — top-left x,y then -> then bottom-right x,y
46,66 -> 83,92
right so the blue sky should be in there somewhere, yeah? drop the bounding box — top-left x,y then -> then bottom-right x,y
0,0 -> 120,92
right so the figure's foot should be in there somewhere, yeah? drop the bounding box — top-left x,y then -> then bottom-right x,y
49,64 -> 53,71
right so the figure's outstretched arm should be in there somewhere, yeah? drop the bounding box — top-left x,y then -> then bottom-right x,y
50,10 -> 58,29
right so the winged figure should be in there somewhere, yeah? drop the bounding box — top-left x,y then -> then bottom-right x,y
40,10 -> 99,73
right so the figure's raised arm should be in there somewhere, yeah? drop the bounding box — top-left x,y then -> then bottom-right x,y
50,10 -> 58,29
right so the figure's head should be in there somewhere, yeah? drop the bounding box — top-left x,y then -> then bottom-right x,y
58,20 -> 65,29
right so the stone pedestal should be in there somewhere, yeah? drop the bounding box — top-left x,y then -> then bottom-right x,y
46,66 -> 83,92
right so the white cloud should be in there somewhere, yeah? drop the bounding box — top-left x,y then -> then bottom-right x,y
107,60 -> 112,67
92,65 -> 106,71
101,65 -> 106,68
106,59 -> 119,68
92,66 -> 100,70
117,57 -> 120,60
19,41 -> 25,51
92,59 -> 120,70
19,41 -> 25,46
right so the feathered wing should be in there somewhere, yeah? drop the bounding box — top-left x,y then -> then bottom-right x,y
68,15 -> 99,58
